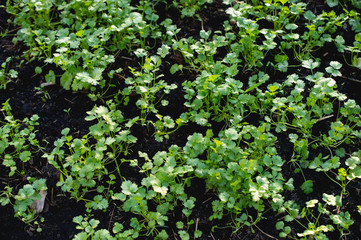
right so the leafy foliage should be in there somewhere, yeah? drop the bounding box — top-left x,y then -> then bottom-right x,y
2,0 -> 361,239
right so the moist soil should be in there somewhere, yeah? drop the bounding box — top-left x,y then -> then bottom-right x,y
1,1 -> 361,240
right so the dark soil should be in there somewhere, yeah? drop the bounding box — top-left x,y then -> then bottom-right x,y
1,0 -> 361,240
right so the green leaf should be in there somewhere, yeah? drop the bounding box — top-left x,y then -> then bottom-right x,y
321,156 -> 340,171
153,185 -> 168,196
284,178 -> 294,191
76,72 -> 97,86
32,178 -> 47,191
170,64 -> 181,74
285,23 -> 298,30
194,230 -> 202,238
278,60 -> 288,72
19,151 -> 31,162
163,116 -> 175,128
45,70 -> 56,83
323,193 -> 337,206
245,72 -> 269,93
94,229 -> 113,240
157,44 -> 170,58
73,216 -> 84,225
0,196 -> 10,206
330,61 -> 342,69
20,184 -> 36,198
304,11 -> 316,21
306,199 -> 318,208
89,124 -> 104,136
176,221 -> 184,229
276,221 -> 284,230
352,0 -> 361,8
326,0 -> 339,7
224,128 -> 239,140
288,133 -> 298,143
200,30 -> 211,40
301,180 -> 313,194
178,230 -> 190,240
73,232 -> 88,240
346,156 -> 360,169
335,148 -> 346,157
121,181 -> 138,195
207,75 -> 220,82
60,72 -> 72,90
112,222 -> 124,234
352,57 -> 361,69
155,230 -> 169,239
275,54 -> 288,63
263,155 -> 272,167
91,195 -> 108,210
273,155 -> 284,167
302,59 -> 320,70
35,67 -> 42,74
348,166 -> 361,180
335,35 -> 346,53
268,85 -> 279,93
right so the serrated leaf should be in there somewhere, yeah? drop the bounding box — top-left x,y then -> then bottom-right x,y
60,72 -> 72,90
285,23 -> 298,30
170,64 -> 180,74
306,199 -> 318,208
276,221 -> 284,230
302,59 -> 320,70
153,185 -> 168,196
304,11 -> 316,21
323,193 -> 337,206
301,180 -> 313,194
326,0 -> 339,7
330,61 -> 342,69
121,181 -> 138,195
45,70 -> 56,83
346,156 -> 360,169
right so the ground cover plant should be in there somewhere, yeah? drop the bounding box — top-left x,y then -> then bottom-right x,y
1,0 -> 361,239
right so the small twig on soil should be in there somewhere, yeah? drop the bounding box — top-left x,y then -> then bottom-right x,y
121,56 -> 133,61
115,73 -> 127,80
5,27 -> 21,34
316,114 -> 334,123
51,188 -> 54,203
2,44 -> 16,49
339,75 -> 361,84
210,232 -> 216,240
201,197 -> 213,205
112,50 -> 121,61
39,82 -> 56,88
172,229 -> 179,240
0,177 -> 14,182
108,205 -> 116,231
254,224 -> 278,240
107,50 -> 121,69
194,218 -> 199,240
182,66 -> 202,72
32,166 -> 42,175
64,98 -> 75,105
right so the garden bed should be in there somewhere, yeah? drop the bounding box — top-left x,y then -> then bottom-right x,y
1,0 -> 361,239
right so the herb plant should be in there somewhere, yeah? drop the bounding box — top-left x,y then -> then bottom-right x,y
2,0 -> 361,239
